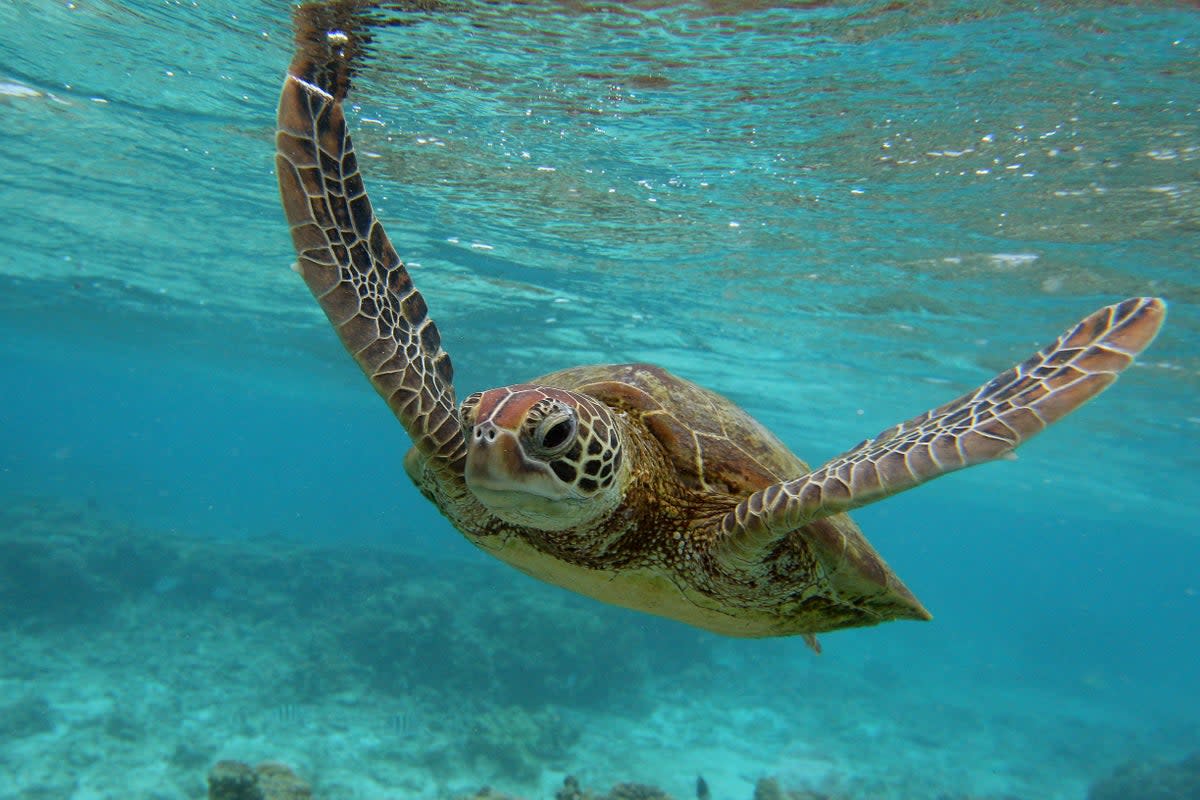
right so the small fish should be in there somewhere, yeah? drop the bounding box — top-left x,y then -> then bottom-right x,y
696,776 -> 710,800
276,703 -> 300,723
0,81 -> 42,99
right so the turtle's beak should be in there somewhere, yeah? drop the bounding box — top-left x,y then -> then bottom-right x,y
463,416 -> 617,533
464,421 -> 568,502
465,422 -> 523,491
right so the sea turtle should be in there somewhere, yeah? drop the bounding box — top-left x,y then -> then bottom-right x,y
274,5 -> 1166,646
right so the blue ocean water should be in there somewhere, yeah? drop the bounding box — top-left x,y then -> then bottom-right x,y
0,1 -> 1197,798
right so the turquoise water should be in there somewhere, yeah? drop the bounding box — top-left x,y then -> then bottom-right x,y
0,1 -> 1197,798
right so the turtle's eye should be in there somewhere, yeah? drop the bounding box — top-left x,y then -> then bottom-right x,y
531,408 -> 577,458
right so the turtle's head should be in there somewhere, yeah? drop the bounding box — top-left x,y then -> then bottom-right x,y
460,385 -> 629,532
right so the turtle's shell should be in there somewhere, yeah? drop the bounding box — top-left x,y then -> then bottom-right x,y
531,362 -> 806,498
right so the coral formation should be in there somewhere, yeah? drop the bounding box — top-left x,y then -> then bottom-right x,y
208,761 -> 259,800
548,775 -> 879,800
256,762 -> 315,800
606,782 -> 673,800
752,777 -> 834,800
207,760 -> 313,800
555,775 -> 590,800
437,704 -> 581,781
0,496 -> 1183,800
0,694 -> 56,738
199,753 -> 1200,800
457,787 -> 523,800
753,777 -> 787,800
0,496 -> 704,722
1086,751 -> 1200,800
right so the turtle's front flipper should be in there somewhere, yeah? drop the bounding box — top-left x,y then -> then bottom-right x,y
276,4 -> 466,479
718,297 -> 1166,561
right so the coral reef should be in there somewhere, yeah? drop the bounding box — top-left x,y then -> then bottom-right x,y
606,782 -> 673,800
753,777 -> 787,800
208,761 -> 259,800
555,775 -> 590,800
256,762 -> 315,800
457,787 -> 523,800
0,694 -> 56,738
752,776 -> 1022,800
207,760 -> 312,800
455,704 -> 581,781
0,496 -> 704,720
0,500 -> 211,626
190,755 -> 1176,800
460,776 -> 675,800
1086,751 -> 1200,800
752,777 -> 849,800
0,496 -> 1182,800
332,560 -> 678,712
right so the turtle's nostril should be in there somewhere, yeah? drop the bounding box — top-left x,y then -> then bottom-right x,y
474,421 -> 499,443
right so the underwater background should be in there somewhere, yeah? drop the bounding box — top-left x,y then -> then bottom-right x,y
0,1 -> 1197,798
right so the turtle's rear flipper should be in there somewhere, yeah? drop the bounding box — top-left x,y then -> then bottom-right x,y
717,297 -> 1166,561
